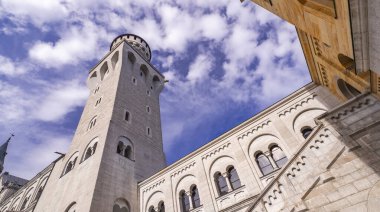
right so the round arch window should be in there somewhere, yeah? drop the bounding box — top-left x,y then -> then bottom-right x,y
337,79 -> 361,99
301,126 -> 313,139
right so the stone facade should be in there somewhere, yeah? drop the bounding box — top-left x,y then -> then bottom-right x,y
2,0 -> 380,211
0,164 -> 53,211
138,83 -> 341,212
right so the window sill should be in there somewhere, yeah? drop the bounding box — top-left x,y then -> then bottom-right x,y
116,153 -> 135,162
190,205 -> 203,212
215,185 -> 248,210
215,185 -> 246,200
259,168 -> 281,180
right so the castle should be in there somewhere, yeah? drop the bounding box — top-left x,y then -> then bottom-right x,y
1,0 -> 380,211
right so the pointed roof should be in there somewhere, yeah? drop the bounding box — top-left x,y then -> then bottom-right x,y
0,134 -> 14,174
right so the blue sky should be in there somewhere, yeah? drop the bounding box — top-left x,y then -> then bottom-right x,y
0,0 -> 310,179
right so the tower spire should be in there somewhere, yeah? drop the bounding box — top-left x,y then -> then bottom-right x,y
0,133 -> 14,174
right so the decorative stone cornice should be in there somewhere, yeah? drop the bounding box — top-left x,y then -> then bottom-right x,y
170,161 -> 196,178
278,94 -> 317,117
202,142 -> 231,160
330,98 -> 372,120
237,120 -> 271,141
143,178 -> 165,193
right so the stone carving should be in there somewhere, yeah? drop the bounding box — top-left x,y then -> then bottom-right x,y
170,161 -> 196,178
201,142 -> 231,160
278,94 -> 317,117
237,120 -> 271,140
143,178 -> 165,193
330,98 -> 371,120
319,64 -> 329,87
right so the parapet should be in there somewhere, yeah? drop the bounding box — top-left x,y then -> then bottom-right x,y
110,34 -> 152,62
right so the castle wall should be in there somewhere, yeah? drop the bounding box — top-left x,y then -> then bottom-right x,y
0,164 -> 53,212
248,92 -> 380,212
138,84 -> 341,212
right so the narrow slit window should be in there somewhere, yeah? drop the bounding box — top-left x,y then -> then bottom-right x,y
125,111 -> 130,122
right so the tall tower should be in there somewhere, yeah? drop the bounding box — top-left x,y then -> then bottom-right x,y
34,34 -> 166,212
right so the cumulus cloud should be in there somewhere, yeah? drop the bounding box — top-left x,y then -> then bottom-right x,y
187,54 -> 214,83
0,0 -> 311,177
0,56 -> 29,76
28,21 -> 111,69
33,80 -> 88,122
1,0 -> 68,27
0,82 -> 32,123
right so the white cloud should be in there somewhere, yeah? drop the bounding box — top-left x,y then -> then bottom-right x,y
0,56 -> 29,76
0,0 -> 312,177
187,54 -> 214,83
0,82 -> 32,123
1,0 -> 68,27
28,21 -> 111,69
199,14 -> 228,41
33,80 -> 88,122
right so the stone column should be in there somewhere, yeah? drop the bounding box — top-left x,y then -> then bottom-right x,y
266,152 -> 278,169
222,172 -> 233,192
186,191 -> 194,210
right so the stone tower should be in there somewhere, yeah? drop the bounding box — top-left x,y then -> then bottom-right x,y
33,34 -> 166,212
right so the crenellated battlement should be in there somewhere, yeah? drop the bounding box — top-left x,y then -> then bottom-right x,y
110,34 -> 152,62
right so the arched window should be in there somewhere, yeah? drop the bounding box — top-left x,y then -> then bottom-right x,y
65,161 -> 73,174
149,206 -> 156,212
117,137 -> 134,160
84,148 -> 92,160
301,126 -> 313,139
140,64 -> 149,80
256,153 -> 274,175
111,51 -> 119,69
124,146 -> 132,159
113,198 -> 130,212
180,190 -> 190,212
65,202 -> 77,212
92,143 -> 97,154
337,79 -> 361,99
100,62 -> 109,80
64,156 -> 78,175
88,116 -> 97,130
128,52 -> 136,64
214,172 -> 228,196
158,201 -> 165,212
338,53 -> 355,71
228,167 -> 241,190
84,142 -> 97,161
271,146 -> 288,168
117,141 -> 124,154
191,186 -> 201,208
